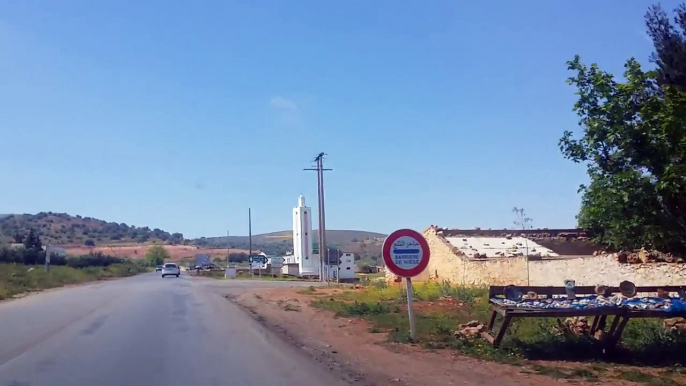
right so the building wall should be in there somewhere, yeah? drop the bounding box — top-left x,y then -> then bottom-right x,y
282,264 -> 299,276
528,255 -> 686,286
338,252 -> 356,280
386,227 -> 686,286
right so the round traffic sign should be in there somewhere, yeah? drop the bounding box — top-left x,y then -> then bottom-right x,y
382,229 -> 430,278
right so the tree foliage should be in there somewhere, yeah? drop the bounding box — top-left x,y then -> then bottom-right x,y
0,212 -> 186,246
145,245 -> 169,266
646,4 -> 686,91
228,252 -> 249,263
559,4 -> 686,253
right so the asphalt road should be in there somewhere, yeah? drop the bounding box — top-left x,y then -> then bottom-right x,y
0,272 -> 348,386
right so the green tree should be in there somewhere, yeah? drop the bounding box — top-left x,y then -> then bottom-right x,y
145,245 -> 169,266
559,6 -> 686,253
23,228 -> 42,251
22,228 -> 43,265
645,4 -> 686,91
228,252 -> 248,263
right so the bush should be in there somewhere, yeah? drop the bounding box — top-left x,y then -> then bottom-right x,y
145,245 -> 169,266
67,252 -> 125,268
0,247 -> 126,268
84,239 -> 95,246
229,252 -> 249,263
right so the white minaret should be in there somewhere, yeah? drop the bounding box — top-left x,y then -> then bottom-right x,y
293,195 -> 317,275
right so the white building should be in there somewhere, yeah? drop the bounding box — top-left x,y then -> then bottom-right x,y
293,195 -> 319,276
338,252 -> 356,280
324,251 -> 357,281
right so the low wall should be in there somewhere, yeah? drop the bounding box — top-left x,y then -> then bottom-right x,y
529,255 -> 686,286
386,227 -> 686,287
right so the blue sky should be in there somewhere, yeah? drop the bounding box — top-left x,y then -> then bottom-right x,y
0,1 -> 676,238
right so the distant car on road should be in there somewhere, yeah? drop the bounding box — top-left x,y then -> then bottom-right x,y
155,265 -> 163,272
161,263 -> 180,278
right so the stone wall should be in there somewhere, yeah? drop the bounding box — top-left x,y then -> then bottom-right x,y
386,227 -> 686,287
528,255 -> 686,286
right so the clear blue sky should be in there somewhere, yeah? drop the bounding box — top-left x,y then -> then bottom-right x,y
0,1 -> 676,238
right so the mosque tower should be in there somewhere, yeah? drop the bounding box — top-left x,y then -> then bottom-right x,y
293,195 -> 317,275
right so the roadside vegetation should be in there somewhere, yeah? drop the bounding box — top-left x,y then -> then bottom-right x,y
145,244 -> 170,266
308,281 -> 686,385
0,263 -> 146,301
0,228 -> 149,300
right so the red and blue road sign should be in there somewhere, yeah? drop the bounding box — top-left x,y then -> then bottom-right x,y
382,229 -> 430,278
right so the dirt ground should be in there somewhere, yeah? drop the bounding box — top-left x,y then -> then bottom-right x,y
64,244 -> 253,261
230,287 -> 649,386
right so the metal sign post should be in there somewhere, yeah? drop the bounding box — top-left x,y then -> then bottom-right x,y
406,277 -> 416,338
382,229 -> 431,341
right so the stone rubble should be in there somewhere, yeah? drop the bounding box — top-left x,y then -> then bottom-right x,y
664,317 -> 686,332
454,320 -> 486,338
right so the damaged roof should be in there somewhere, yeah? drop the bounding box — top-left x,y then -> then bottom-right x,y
434,228 -> 599,257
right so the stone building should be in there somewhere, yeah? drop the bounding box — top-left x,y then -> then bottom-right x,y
387,226 -> 686,287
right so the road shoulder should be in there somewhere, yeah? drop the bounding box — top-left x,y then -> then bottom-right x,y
228,287 -> 589,386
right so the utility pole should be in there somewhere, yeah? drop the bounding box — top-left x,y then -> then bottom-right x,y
305,153 -> 332,282
226,230 -> 230,267
249,208 -> 253,277
45,244 -> 51,273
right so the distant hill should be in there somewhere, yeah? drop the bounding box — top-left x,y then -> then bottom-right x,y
0,212 -> 386,262
0,213 -> 186,246
193,229 -> 387,259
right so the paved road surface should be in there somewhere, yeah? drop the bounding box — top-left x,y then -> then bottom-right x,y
0,273 -> 348,386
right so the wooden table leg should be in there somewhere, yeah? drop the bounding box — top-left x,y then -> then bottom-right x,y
590,316 -> 600,334
608,316 -> 630,349
598,315 -> 607,331
493,315 -> 512,348
487,310 -> 498,331
607,314 -> 621,336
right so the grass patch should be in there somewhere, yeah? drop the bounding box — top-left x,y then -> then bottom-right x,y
616,370 -> 684,386
0,263 -> 145,300
298,285 -> 317,295
529,364 -> 599,381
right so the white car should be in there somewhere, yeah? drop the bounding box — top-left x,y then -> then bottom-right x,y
161,263 -> 180,278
